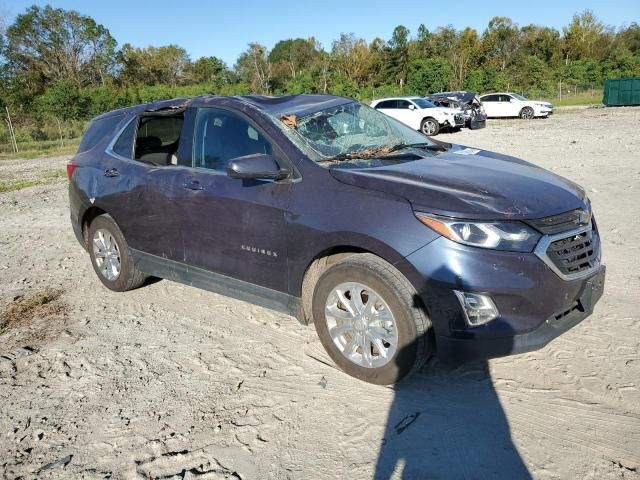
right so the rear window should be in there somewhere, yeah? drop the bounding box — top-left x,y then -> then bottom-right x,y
77,114 -> 124,153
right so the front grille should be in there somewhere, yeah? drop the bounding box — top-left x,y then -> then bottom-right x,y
527,208 -> 590,234
546,226 -> 599,276
454,113 -> 465,125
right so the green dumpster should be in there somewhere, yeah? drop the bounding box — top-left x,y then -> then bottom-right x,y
603,77 -> 640,106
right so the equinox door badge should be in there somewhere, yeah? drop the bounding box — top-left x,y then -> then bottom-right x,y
241,244 -> 278,257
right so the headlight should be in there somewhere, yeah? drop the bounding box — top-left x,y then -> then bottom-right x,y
415,213 -> 541,252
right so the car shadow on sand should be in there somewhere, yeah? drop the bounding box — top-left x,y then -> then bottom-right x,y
373,341 -> 532,479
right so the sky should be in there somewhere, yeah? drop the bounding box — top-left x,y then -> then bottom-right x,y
2,0 -> 639,66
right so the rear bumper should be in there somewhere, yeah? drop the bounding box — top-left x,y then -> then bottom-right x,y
469,117 -> 486,129
68,181 -> 88,250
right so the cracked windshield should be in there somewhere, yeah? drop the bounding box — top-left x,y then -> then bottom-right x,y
286,102 -> 439,168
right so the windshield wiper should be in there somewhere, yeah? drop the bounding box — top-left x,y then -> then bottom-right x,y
317,152 -> 360,163
318,142 -> 448,163
383,142 -> 448,154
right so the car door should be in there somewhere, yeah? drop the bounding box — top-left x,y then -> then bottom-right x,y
394,99 -> 419,129
177,106 -> 291,292
375,100 -> 403,123
480,95 -> 500,117
501,94 -> 519,117
97,113 -> 193,262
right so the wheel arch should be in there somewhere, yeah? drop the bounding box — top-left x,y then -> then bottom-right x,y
81,206 -> 108,247
296,238 -> 421,326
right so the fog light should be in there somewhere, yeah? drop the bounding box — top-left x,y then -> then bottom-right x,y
453,291 -> 499,327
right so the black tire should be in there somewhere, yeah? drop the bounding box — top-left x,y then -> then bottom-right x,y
420,117 -> 440,136
519,106 -> 534,119
88,214 -> 146,292
312,253 -> 432,385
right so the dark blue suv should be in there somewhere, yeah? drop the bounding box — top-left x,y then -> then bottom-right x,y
68,94 -> 605,384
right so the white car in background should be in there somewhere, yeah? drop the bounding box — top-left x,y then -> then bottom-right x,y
479,93 -> 553,119
370,97 -> 464,136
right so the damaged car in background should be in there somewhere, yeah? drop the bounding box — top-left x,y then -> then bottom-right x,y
425,91 -> 487,130
370,97 -> 464,135
68,94 -> 605,385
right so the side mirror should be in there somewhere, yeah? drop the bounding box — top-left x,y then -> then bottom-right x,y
408,104 -> 416,110
226,154 -> 290,181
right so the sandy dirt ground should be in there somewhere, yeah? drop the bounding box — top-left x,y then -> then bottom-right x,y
1,107 -> 639,480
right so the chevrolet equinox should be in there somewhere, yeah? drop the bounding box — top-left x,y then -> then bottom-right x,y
68,94 -> 605,384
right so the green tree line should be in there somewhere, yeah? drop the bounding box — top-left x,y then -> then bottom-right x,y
1,5 -> 639,144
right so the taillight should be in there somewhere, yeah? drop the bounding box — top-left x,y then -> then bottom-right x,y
66,159 -> 77,180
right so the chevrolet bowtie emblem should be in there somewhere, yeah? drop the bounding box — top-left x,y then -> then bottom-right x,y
578,210 -> 591,225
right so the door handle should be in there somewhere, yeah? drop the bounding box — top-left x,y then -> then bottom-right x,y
104,168 -> 120,178
183,181 -> 204,191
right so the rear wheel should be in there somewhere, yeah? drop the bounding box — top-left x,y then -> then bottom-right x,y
88,214 -> 146,292
312,253 -> 432,385
519,107 -> 534,119
420,117 -> 440,136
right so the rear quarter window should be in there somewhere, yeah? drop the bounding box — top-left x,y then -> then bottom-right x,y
111,118 -> 137,158
77,114 -> 124,153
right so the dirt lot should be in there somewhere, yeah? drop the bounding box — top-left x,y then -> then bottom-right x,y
1,107 -> 639,479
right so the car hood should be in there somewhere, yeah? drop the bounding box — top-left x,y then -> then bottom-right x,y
329,145 -> 588,220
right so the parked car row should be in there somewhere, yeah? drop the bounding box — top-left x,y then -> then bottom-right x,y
371,91 -> 553,135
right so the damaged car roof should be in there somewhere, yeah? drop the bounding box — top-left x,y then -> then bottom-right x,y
94,94 -> 355,122
426,91 -> 477,103
236,94 -> 354,118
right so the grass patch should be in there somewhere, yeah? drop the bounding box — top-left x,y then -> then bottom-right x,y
0,168 -> 67,193
0,289 -> 67,333
543,95 -> 603,107
0,139 -> 80,160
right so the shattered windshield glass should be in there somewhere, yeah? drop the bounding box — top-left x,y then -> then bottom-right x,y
279,101 -> 436,167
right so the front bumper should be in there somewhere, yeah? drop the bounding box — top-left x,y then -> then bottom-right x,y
436,266 -> 604,363
398,235 -> 605,364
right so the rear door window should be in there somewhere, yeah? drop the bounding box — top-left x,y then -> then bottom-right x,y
134,115 -> 184,166
77,114 -> 124,153
376,100 -> 397,109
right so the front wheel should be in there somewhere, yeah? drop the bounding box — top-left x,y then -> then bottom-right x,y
420,117 -> 440,136
519,107 -> 534,119
312,254 -> 432,385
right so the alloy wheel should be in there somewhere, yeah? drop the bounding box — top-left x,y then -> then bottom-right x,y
93,228 -> 121,281
422,120 -> 437,135
324,282 -> 398,368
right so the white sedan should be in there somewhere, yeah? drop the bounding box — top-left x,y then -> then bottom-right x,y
479,93 -> 553,119
370,97 -> 464,136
